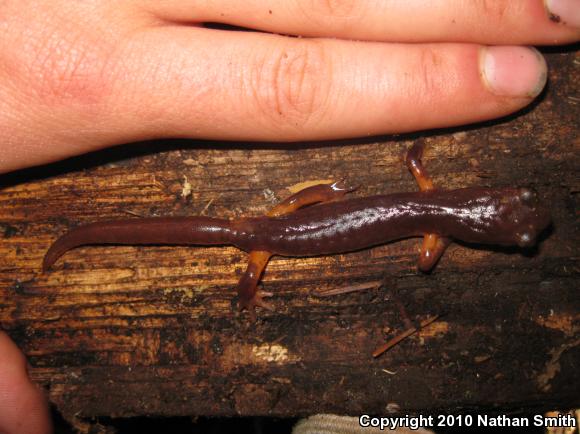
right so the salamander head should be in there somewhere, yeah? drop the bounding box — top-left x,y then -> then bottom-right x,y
451,187 -> 551,247
494,188 -> 551,247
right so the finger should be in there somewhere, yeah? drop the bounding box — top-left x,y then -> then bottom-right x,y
98,30 -> 547,144
0,332 -> 52,434
3,29 -> 547,172
143,0 -> 580,44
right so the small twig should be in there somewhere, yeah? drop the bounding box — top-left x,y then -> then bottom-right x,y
372,314 -> 440,358
200,194 -> 222,215
121,209 -> 144,217
312,280 -> 383,297
200,198 -> 215,215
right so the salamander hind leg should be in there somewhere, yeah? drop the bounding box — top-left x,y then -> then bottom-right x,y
237,250 -> 274,318
267,180 -> 356,217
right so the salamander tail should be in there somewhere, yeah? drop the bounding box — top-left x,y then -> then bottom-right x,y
42,217 -> 234,271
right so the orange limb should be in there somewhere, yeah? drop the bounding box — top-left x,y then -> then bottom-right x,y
266,180 -> 356,217
237,180 -> 355,316
405,141 -> 434,192
237,250 -> 274,318
405,142 -> 450,271
418,234 -> 451,272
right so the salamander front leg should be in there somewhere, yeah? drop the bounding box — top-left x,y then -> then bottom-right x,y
406,142 -> 450,272
418,234 -> 451,272
406,140 -> 434,192
237,180 -> 355,316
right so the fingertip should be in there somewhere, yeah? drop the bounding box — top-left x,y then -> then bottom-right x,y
0,331 -> 53,434
480,46 -> 548,98
545,0 -> 580,29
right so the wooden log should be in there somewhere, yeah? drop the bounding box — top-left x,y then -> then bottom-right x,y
0,49 -> 578,426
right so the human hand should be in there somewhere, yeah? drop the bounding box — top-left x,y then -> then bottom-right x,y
0,331 -> 52,434
0,0 -> 579,173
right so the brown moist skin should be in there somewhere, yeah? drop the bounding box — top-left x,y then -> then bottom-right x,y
43,217 -> 232,271
232,188 -> 550,256
43,143 -> 552,314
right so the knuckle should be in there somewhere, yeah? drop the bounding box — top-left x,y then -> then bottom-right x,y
473,0 -> 511,22
6,6 -> 117,110
249,40 -> 330,132
302,0 -> 359,21
297,0 -> 366,31
413,48 -> 447,103
26,33 -> 114,107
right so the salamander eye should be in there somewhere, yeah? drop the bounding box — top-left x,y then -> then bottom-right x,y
519,189 -> 537,204
517,232 -> 534,247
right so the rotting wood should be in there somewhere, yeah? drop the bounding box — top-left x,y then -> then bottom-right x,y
0,50 -> 578,423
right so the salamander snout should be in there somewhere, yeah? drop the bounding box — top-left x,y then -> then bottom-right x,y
509,188 -> 551,248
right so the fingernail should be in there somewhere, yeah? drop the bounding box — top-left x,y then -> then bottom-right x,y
481,46 -> 547,98
545,0 -> 580,28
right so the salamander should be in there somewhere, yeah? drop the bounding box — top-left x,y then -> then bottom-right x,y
43,143 -> 551,315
